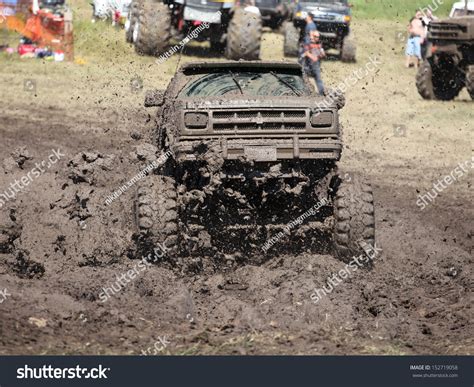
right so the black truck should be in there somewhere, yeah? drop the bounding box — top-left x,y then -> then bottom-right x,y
254,0 -> 290,29
284,0 -> 356,62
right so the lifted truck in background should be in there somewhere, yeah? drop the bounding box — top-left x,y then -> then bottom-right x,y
125,0 -> 262,60
416,9 -> 474,101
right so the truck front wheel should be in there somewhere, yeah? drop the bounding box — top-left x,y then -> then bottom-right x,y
333,174 -> 375,262
226,8 -> 262,60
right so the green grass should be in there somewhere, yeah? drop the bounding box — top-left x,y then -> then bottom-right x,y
350,0 -> 458,20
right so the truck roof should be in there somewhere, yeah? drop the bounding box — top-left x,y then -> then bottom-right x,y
450,1 -> 474,16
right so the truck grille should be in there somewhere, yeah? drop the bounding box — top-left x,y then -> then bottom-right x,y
429,22 -> 466,39
214,122 -> 307,131
212,110 -> 308,132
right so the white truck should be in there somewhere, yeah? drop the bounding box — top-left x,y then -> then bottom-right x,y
450,1 -> 474,17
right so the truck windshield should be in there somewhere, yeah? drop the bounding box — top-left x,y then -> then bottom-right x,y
179,70 -> 310,97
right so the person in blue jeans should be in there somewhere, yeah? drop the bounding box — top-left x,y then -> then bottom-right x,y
405,11 -> 424,68
303,30 -> 326,96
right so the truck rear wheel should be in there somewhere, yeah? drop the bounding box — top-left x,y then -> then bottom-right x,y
226,8 -> 262,60
134,175 -> 178,259
416,59 -> 463,101
283,21 -> 299,57
416,60 -> 435,99
340,34 -> 356,62
333,174 -> 375,262
134,0 -> 171,56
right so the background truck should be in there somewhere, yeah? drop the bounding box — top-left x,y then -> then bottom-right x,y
254,0 -> 289,29
125,0 -> 262,60
283,0 -> 356,62
416,5 -> 474,101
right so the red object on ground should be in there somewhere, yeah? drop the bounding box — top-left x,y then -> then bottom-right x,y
17,43 -> 36,55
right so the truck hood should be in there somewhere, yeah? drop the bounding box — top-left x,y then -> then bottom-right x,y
299,2 -> 350,16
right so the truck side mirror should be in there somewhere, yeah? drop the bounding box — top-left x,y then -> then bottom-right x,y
144,89 -> 165,107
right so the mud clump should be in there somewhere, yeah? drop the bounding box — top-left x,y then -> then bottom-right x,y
2,146 -> 33,172
132,143 -> 159,165
11,249 -> 45,279
67,151 -> 115,185
0,211 -> 21,253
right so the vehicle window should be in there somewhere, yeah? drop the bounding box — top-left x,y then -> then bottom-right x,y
179,71 -> 311,97
452,9 -> 474,16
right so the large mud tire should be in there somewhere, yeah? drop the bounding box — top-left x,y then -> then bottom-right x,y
125,0 -> 141,43
416,59 -> 463,101
283,21 -> 299,57
134,0 -> 171,56
333,174 -> 375,262
226,8 -> 262,60
341,34 -> 356,62
134,175 -> 178,259
416,60 -> 435,100
466,66 -> 474,100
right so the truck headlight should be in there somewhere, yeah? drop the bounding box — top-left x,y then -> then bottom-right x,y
336,14 -> 351,23
184,112 -> 208,129
296,11 -> 307,19
310,111 -> 333,127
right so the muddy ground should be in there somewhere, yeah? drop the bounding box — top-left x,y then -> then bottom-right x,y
0,14 -> 473,355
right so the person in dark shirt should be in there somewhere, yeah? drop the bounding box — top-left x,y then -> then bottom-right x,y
303,30 -> 326,96
304,12 -> 317,44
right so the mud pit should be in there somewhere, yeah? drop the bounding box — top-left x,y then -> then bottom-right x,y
0,19 -> 472,355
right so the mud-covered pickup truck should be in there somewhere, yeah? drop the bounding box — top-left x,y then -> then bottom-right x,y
134,61 -> 375,266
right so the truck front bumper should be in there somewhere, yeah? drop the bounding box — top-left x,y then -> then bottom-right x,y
173,137 -> 342,162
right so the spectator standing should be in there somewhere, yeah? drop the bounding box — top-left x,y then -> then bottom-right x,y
304,12 -> 317,44
303,30 -> 326,96
405,11 -> 425,68
297,11 -> 317,62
